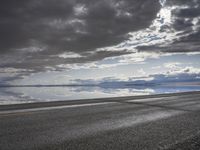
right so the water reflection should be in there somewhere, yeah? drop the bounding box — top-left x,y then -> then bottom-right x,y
0,85 -> 200,105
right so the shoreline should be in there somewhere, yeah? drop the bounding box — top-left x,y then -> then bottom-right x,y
1,90 -> 200,111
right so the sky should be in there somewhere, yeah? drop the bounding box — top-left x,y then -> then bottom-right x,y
0,0 -> 200,85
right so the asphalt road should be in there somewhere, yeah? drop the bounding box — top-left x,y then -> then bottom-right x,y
1,91 -> 200,150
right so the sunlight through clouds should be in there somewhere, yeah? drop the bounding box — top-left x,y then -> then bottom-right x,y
0,0 -> 200,86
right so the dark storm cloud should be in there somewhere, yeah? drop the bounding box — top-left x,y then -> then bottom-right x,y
166,0 -> 196,7
0,0 -> 161,75
0,0 -> 74,52
138,0 -> 200,53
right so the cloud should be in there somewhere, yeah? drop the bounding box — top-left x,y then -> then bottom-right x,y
137,0 -> 200,53
163,62 -> 182,69
165,66 -> 200,75
137,69 -> 146,76
1,0 -> 200,85
0,0 -> 161,74
147,66 -> 200,84
71,66 -> 200,86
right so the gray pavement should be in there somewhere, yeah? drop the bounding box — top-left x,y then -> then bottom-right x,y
0,91 -> 200,150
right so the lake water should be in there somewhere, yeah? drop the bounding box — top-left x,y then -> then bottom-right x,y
0,85 -> 200,105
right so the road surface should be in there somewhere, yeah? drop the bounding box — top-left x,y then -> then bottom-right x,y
1,91 -> 200,150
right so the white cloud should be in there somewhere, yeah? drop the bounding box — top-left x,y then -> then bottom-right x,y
167,66 -> 200,75
56,52 -> 161,71
164,62 -> 182,69
137,69 -> 146,76
74,4 -> 88,16
58,52 -> 83,59
186,52 -> 200,56
70,66 -> 200,86
118,52 -> 160,64
152,66 -> 161,69
0,68 -> 32,74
